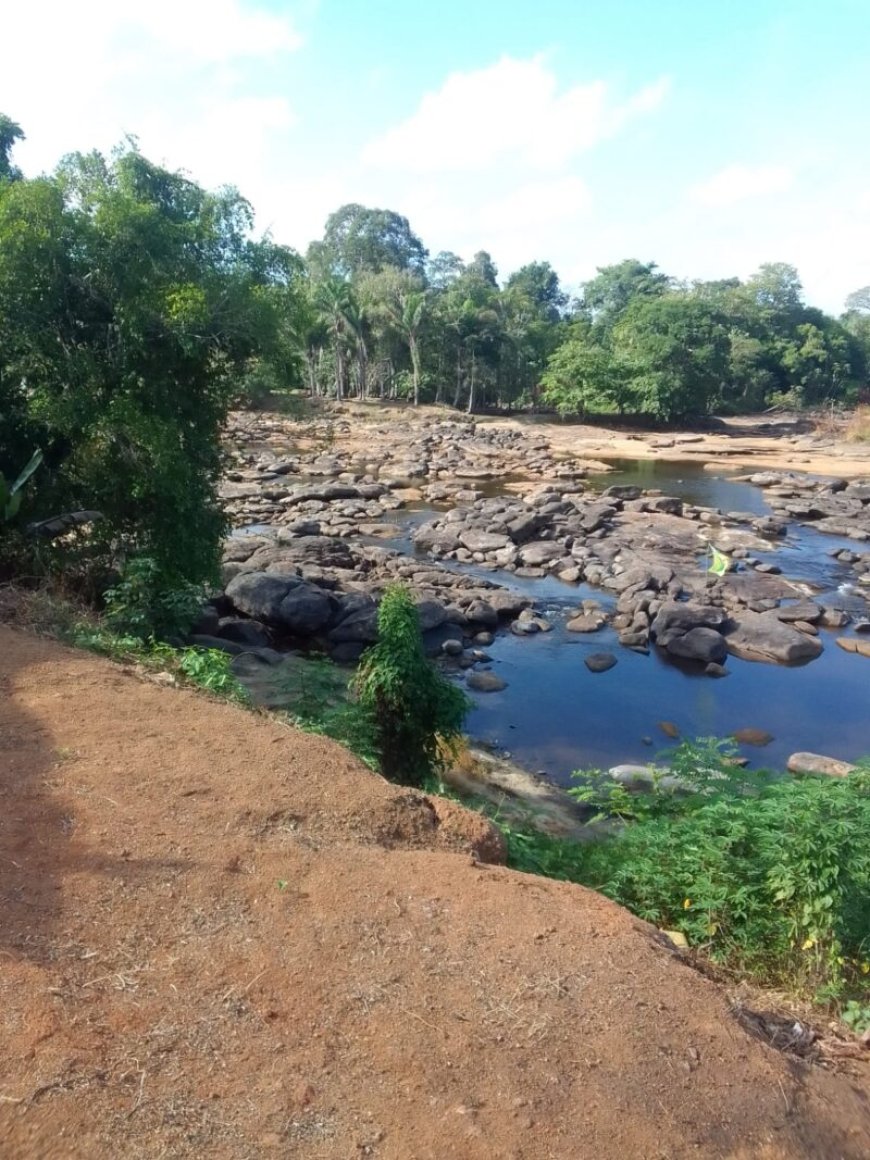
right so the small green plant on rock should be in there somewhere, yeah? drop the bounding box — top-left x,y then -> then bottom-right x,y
354,585 -> 470,787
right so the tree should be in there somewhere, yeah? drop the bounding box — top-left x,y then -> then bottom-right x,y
541,328 -> 627,416
310,203 -> 428,281
354,586 -> 470,787
612,295 -> 731,419
0,114 -> 24,182
0,136 -> 299,595
505,260 -> 567,324
313,277 -> 359,400
583,260 -> 671,331
845,285 -> 870,315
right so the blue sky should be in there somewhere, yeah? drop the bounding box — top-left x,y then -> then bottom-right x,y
4,0 -> 869,310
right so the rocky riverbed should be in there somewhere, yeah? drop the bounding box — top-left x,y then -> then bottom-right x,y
193,404 -> 870,780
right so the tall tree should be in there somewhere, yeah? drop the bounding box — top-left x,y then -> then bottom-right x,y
583,260 -> 671,331
310,203 -> 428,281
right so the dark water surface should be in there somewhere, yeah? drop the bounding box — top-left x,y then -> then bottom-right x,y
454,460 -> 870,783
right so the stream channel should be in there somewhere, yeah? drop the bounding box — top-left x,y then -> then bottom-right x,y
362,459 -> 870,785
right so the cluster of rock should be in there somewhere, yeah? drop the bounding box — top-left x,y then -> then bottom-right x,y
195,527 -> 531,672
203,411 -> 870,686
412,483 -> 862,670
219,411 -> 594,534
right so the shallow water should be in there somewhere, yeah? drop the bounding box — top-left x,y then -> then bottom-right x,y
453,461 -> 870,781
233,459 -> 870,780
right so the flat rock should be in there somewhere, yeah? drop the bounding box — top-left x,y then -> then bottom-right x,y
835,636 -> 870,658
725,611 -> 824,665
566,614 -> 605,633
732,728 -> 774,747
787,752 -> 857,778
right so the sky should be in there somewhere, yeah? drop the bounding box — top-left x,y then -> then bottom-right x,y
4,0 -> 869,312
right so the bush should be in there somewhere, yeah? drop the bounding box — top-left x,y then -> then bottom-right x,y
567,741 -> 870,1001
354,585 -> 470,787
103,555 -> 205,640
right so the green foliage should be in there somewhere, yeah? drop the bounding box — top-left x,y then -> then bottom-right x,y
68,622 -> 249,704
0,123 -> 304,603
840,1001 -> 870,1036
0,449 -> 43,522
276,656 -> 379,769
354,585 -> 471,787
103,555 -> 205,640
567,743 -> 870,999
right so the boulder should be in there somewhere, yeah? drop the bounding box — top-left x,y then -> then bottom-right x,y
216,617 -> 272,648
225,572 -> 299,622
650,602 -> 728,648
277,585 -> 334,635
725,611 -> 824,664
585,652 -> 617,673
665,627 -> 728,664
835,636 -> 870,659
467,671 -> 507,692
787,753 -> 857,778
459,528 -> 510,553
566,614 -> 605,634
774,600 -> 823,624
731,728 -> 774,747
519,541 -> 566,567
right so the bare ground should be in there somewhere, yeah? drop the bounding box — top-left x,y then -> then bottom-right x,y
1,625 -> 868,1159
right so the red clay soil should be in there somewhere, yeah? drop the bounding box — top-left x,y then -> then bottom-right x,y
1,626 -> 868,1159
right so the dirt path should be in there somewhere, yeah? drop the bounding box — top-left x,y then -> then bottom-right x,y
1,626 -> 868,1158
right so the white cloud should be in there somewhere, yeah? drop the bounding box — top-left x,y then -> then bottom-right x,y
2,1 -> 302,179
688,164 -> 794,207
362,56 -> 669,174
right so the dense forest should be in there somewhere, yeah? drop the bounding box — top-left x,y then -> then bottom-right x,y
2,117 -> 870,598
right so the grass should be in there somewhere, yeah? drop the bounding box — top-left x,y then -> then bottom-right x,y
845,404 -> 870,442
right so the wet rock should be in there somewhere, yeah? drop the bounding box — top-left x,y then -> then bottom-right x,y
665,627 -> 728,664
787,752 -> 856,778
650,602 -> 728,648
725,611 -> 824,664
658,721 -> 680,738
585,652 -> 617,673
818,607 -> 849,628
442,639 -> 464,656
704,662 -> 728,677
835,636 -> 870,659
566,613 -> 605,633
732,728 -> 774,747
775,600 -> 823,624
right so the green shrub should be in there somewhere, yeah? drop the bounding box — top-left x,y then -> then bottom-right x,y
354,585 -> 470,787
565,742 -> 870,1000
103,555 -> 205,640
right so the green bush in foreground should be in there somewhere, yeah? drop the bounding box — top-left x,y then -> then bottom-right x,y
354,585 -> 470,787
505,739 -> 870,1004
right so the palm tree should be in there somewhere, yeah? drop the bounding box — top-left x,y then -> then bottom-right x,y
313,277 -> 357,400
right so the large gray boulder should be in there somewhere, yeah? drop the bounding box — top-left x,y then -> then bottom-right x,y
650,602 -> 729,649
459,528 -> 510,553
225,572 -> 300,622
725,611 -> 824,664
665,627 -> 728,664
277,585 -> 334,635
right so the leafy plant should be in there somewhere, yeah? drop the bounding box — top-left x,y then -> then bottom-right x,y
0,449 -> 42,521
353,585 -> 471,787
103,555 -> 205,640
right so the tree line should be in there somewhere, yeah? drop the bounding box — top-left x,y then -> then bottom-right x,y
299,206 -> 870,421
2,116 -> 869,604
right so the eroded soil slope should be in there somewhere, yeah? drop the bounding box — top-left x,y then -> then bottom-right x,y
1,627 -> 868,1158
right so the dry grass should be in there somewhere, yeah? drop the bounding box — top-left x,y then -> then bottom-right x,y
845,405 -> 870,443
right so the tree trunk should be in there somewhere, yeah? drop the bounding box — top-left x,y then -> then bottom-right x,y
466,352 -> 476,414
410,336 -> 421,406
